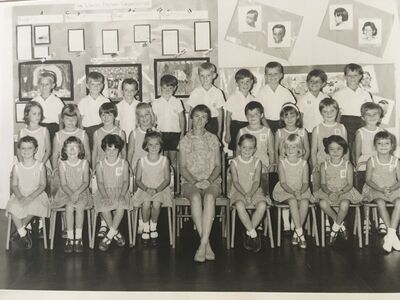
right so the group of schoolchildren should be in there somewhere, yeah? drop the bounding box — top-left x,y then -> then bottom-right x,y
7,59 -> 400,258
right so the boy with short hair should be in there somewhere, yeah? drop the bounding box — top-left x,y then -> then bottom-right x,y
187,62 -> 225,139
116,78 -> 140,139
256,61 -> 296,133
32,71 -> 65,143
272,24 -> 286,44
78,71 -> 111,150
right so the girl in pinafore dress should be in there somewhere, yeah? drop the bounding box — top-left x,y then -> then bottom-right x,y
52,136 -> 92,253
362,131 -> 400,253
311,98 -> 347,191
230,134 -> 270,252
274,103 -> 310,233
92,102 -> 126,167
314,135 -> 362,246
94,134 -> 130,251
7,136 -> 49,249
273,134 -> 312,248
133,130 -> 172,246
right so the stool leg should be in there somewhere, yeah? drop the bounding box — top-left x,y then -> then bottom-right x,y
365,206 -> 370,246
277,208 -> 282,247
226,202 -> 230,250
357,207 -> 363,248
267,208 -> 274,248
231,209 -> 236,249
87,209 -> 92,249
127,210 -> 132,247
42,217 -> 48,249
132,209 -> 138,247
6,214 -> 12,251
353,207 -> 358,236
172,203 -> 176,248
306,213 -> 311,236
321,209 -> 325,248
311,207 -> 320,247
168,207 -> 173,246
91,212 -> 97,249
50,211 -> 56,250
373,207 -> 379,229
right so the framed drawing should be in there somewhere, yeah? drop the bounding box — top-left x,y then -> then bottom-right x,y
85,64 -> 142,102
102,29 -> 119,54
34,25 -> 50,45
18,60 -> 74,101
154,57 -> 210,98
68,29 -> 85,52
161,29 -> 179,56
134,24 -> 151,43
194,21 -> 211,51
16,25 -> 32,60
33,46 -> 50,59
15,102 -> 26,123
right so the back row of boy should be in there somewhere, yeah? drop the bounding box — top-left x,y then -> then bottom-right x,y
33,61 -> 372,154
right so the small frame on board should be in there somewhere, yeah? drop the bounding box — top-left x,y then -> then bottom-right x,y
34,25 -> 50,45
68,29 -> 85,52
15,102 -> 26,123
134,24 -> 151,43
16,25 -> 32,60
161,29 -> 179,56
102,29 -> 119,55
33,46 -> 50,59
194,21 -> 211,51
85,64 -> 142,102
18,60 -> 74,101
154,57 -> 210,98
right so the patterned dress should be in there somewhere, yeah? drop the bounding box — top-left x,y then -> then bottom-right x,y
273,158 -> 313,202
356,127 -> 384,171
52,159 -> 92,209
93,158 -> 130,212
132,156 -> 172,207
229,156 -> 271,205
362,156 -> 400,203
7,161 -> 49,218
276,127 -> 307,159
238,126 -> 272,173
314,122 -> 347,166
93,126 -> 124,163
314,159 -> 362,205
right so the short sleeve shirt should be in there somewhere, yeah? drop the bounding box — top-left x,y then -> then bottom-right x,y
32,94 -> 64,124
78,94 -> 110,127
152,96 -> 184,133
297,91 -> 327,132
187,86 -> 225,118
256,84 -> 296,120
224,90 -> 256,122
116,99 -> 140,136
333,86 -> 372,116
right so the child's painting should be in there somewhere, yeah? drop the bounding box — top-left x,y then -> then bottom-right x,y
154,57 -> 210,98
267,21 -> 291,48
238,5 -> 262,33
85,64 -> 142,102
18,60 -> 73,101
358,18 -> 382,46
329,4 -> 353,30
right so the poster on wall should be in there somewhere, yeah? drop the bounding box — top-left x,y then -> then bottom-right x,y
16,25 -> 32,60
224,0 -> 303,61
85,64 -> 142,102
18,60 -> 73,101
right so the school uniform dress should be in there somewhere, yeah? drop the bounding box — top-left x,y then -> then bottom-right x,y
51,159 -> 92,209
356,127 -> 384,171
297,91 -> 326,134
276,127 -> 307,158
314,159 -> 362,205
256,84 -> 296,133
116,99 -> 140,138
7,161 -> 49,218
273,158 -> 313,203
238,126 -> 271,173
130,127 -> 151,171
314,122 -> 347,166
362,156 -> 400,203
229,156 -> 271,205
93,126 -> 125,163
152,96 -> 184,151
19,126 -> 48,163
223,90 -> 254,150
187,86 -> 225,135
93,158 -> 130,212
132,156 -> 172,207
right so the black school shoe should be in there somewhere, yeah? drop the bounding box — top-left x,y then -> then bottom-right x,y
21,231 -> 33,250
74,239 -> 84,253
252,235 -> 262,253
150,230 -> 158,246
242,232 -> 254,251
64,238 -> 74,253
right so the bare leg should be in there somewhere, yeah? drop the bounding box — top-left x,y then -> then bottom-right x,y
298,199 -> 309,226
75,207 -> 84,231
376,199 -> 391,227
287,199 -> 301,229
200,192 -> 215,246
101,211 -> 113,228
151,202 -> 161,223
65,205 -> 74,232
251,202 -> 267,229
235,201 -> 253,232
390,198 -> 400,229
336,200 -> 350,225
112,208 -> 125,230
142,202 -> 151,223
319,199 -> 338,221
190,191 -> 203,238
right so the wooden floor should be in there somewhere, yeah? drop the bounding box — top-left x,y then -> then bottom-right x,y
0,209 -> 399,292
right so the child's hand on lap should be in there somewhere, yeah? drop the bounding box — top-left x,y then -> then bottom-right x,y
328,192 -> 338,202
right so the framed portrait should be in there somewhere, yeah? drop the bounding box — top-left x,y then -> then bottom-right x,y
358,18 -> 382,47
68,29 -> 85,52
85,64 -> 142,102
238,5 -> 262,33
154,57 -> 210,98
15,102 -> 26,123
267,21 -> 291,48
161,29 -> 179,56
134,24 -> 151,43
194,21 -> 211,51
102,29 -> 119,54
18,60 -> 74,101
329,4 -> 353,31
34,25 -> 50,45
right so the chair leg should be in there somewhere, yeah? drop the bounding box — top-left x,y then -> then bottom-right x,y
6,214 -> 12,251
132,209 -> 138,247
277,207 -> 282,247
42,217 -> 48,250
221,207 -> 226,237
356,207 -> 363,248
177,206 -> 181,237
50,211 -> 57,250
127,210 -> 132,247
168,208 -> 173,246
91,212 -> 98,249
226,203 -> 230,250
231,208 -> 236,249
311,207 -> 320,247
373,207 -> 379,228
321,209 -> 325,248
353,207 -> 358,236
172,203 -> 176,248
86,209 -> 92,249
306,213 -> 311,236
365,206 -> 370,246
267,208 -> 274,248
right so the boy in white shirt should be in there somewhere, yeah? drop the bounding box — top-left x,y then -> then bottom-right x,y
256,61 -> 296,133
187,62 -> 225,139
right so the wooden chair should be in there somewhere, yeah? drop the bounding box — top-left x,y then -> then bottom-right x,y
173,151 -> 230,249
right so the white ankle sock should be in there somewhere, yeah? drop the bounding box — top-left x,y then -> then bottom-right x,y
143,222 -> 150,233
67,230 -> 74,240
332,222 -> 341,232
295,228 -> 304,236
388,227 -> 396,235
106,227 -> 117,239
246,229 -> 257,238
38,218 -> 43,229
18,227 -> 27,237
150,220 -> 157,231
75,228 -> 82,240
100,219 -> 107,227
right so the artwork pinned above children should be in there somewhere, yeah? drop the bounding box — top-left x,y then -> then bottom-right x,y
34,25 -> 51,45
224,0 -> 303,60
194,21 -> 211,51
318,0 -> 393,57
68,29 -> 85,52
18,60 -> 74,101
102,29 -> 119,55
85,64 -> 142,102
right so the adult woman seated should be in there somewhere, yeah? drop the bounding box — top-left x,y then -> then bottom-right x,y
178,104 -> 222,263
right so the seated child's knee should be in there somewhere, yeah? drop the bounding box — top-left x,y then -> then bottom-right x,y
235,201 -> 245,210
257,201 -> 267,211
